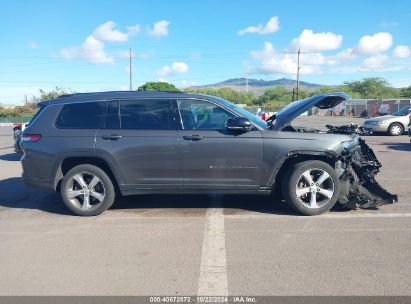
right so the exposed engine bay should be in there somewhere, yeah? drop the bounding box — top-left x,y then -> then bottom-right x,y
283,123 -> 398,209
284,123 -> 373,136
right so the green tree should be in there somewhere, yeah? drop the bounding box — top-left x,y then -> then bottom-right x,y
185,87 -> 254,105
253,87 -> 299,109
38,87 -> 75,101
343,77 -> 400,99
309,86 -> 361,99
137,82 -> 180,91
0,87 -> 75,118
400,86 -> 411,98
0,103 -> 39,118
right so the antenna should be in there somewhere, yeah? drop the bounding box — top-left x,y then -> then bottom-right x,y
296,48 -> 301,100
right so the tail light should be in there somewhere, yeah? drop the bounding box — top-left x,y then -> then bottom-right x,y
22,134 -> 42,142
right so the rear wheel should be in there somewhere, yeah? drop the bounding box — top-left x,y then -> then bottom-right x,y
388,123 -> 403,136
281,160 -> 340,216
61,164 -> 115,216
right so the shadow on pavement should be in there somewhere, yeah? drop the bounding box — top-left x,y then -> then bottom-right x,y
0,176 -> 298,216
0,177 -> 353,217
0,152 -> 21,161
386,143 -> 411,152
112,193 -> 298,216
0,177 -> 71,215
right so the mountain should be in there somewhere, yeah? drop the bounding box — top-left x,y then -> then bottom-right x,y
189,78 -> 326,95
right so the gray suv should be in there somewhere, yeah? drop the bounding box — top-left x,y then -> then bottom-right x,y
21,91 -> 397,216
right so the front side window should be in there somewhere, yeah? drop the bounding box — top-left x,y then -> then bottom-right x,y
177,99 -> 235,130
56,101 -> 105,129
120,99 -> 172,130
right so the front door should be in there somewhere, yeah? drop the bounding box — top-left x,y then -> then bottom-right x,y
176,98 -> 263,190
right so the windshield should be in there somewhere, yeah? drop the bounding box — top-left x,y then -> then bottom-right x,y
392,106 -> 411,116
210,96 -> 268,129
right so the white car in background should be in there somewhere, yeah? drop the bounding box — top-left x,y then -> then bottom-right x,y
13,122 -> 27,152
362,106 -> 411,136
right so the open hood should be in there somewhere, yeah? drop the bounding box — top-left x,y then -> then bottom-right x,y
270,92 -> 351,130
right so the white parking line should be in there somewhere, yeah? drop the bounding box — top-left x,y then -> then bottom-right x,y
197,207 -> 228,296
224,212 -> 411,219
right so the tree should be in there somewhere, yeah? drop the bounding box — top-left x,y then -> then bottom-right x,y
0,87 -> 75,118
343,77 -> 399,99
400,86 -> 411,98
309,86 -> 361,99
185,87 -> 254,105
38,87 -> 75,101
137,82 -> 180,91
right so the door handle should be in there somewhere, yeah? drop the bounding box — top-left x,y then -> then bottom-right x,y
183,135 -> 204,141
102,134 -> 122,140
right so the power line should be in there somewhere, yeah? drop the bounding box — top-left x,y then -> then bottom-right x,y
0,49 -> 310,60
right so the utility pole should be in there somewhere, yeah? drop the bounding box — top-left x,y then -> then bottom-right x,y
245,78 -> 249,93
296,48 -> 301,100
129,47 -> 133,91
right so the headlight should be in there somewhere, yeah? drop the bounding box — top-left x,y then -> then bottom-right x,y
342,137 -> 359,150
365,121 -> 383,125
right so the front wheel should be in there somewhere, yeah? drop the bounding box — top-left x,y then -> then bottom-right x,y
61,164 -> 115,216
281,160 -> 340,216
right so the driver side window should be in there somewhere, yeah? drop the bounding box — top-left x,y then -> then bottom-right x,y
177,99 -> 234,130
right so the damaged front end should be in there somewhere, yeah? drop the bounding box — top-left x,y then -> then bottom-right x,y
337,137 -> 398,209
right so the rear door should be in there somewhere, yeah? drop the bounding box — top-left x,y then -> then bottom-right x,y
95,99 -> 181,192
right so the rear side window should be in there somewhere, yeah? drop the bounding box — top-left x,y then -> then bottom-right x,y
56,101 -> 105,129
105,100 -> 120,129
26,105 -> 46,126
119,99 -> 172,130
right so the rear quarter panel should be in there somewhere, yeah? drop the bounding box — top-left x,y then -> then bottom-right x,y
21,104 -> 98,181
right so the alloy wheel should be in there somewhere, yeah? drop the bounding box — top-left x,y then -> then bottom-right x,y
66,172 -> 106,210
295,168 -> 335,209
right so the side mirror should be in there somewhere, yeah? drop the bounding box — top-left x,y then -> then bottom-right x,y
226,117 -> 254,132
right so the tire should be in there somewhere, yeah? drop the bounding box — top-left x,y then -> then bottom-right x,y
281,160 -> 340,216
61,164 -> 115,216
388,123 -> 403,136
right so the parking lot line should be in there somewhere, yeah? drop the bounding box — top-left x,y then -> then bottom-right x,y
197,207 -> 228,296
224,212 -> 411,219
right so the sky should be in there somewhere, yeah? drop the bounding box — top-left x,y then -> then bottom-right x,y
0,0 -> 410,104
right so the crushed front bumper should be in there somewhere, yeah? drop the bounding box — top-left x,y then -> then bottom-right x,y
337,138 -> 398,209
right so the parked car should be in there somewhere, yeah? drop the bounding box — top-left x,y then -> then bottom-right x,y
408,123 -> 411,143
20,91 -> 397,216
362,106 -> 411,136
13,123 -> 26,152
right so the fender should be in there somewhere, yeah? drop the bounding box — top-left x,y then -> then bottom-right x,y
266,149 -> 339,187
51,151 -> 124,191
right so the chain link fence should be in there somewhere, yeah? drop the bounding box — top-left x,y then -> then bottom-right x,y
0,117 -> 32,124
344,99 -> 411,117
243,99 -> 411,118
